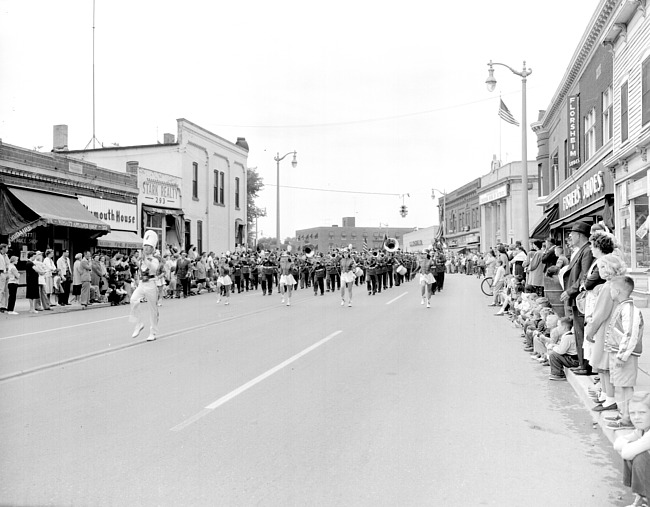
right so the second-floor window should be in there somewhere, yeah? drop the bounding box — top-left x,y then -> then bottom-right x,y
219,171 -> 225,204
621,81 -> 629,143
192,162 -> 199,199
584,108 -> 596,160
602,86 -> 613,142
213,170 -> 219,204
551,153 -> 559,192
235,177 -> 240,208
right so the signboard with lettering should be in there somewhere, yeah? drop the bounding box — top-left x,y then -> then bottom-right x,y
558,165 -> 613,218
78,196 -> 138,232
479,184 -> 509,205
138,168 -> 182,208
567,95 -> 581,171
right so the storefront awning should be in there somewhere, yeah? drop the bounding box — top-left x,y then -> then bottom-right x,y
2,186 -> 110,239
142,205 -> 183,217
530,204 -> 559,240
550,197 -> 612,230
96,230 -> 142,249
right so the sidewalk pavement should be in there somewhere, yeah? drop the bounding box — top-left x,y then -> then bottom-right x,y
4,297 -> 113,315
566,305 -> 650,447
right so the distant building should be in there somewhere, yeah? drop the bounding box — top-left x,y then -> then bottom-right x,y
439,179 -> 481,253
294,218 -> 415,254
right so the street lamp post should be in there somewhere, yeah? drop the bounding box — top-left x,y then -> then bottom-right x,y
274,151 -> 297,251
431,188 -> 447,237
486,60 -> 532,248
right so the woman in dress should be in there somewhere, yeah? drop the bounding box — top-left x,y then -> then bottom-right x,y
43,249 -> 56,306
484,249 -> 497,278
25,251 -> 41,313
584,241 -> 627,413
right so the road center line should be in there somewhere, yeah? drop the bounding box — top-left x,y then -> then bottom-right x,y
170,330 -> 343,432
0,315 -> 130,341
386,292 -> 408,305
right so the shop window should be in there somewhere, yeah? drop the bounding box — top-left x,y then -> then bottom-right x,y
641,56 -> 650,125
192,162 -> 199,199
621,81 -> 629,143
197,220 -> 203,254
235,177 -> 240,209
602,86 -> 613,142
584,108 -> 596,160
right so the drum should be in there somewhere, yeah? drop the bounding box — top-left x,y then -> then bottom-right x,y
355,267 -> 364,277
396,265 -> 407,276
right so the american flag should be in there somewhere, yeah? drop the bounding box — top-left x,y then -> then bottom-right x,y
498,99 -> 519,126
362,237 -> 369,253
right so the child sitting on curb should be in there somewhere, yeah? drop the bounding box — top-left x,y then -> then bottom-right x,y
548,317 -> 578,381
532,311 -> 559,365
613,391 -> 650,507
605,275 -> 644,430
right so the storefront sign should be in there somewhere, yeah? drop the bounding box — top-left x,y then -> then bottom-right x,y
78,196 -> 138,232
9,220 -> 45,243
138,168 -> 182,208
479,184 -> 509,205
409,240 -> 423,247
466,234 -> 480,244
567,95 -> 581,170
562,170 -> 606,211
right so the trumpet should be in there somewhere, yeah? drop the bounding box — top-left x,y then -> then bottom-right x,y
384,237 -> 399,252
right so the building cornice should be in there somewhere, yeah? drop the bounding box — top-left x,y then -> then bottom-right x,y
537,0 -> 618,128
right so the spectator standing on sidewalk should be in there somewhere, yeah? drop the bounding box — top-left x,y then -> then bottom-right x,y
524,240 -> 545,296
541,238 -> 558,274
33,252 -> 50,311
43,249 -> 56,306
25,251 -> 41,314
6,255 -> 20,315
584,252 -> 627,412
604,275 -> 644,431
0,243 -> 9,313
56,249 -> 72,306
613,391 -> 650,507
560,221 -> 594,376
80,251 -> 92,308
71,253 -> 83,304
489,260 -> 506,307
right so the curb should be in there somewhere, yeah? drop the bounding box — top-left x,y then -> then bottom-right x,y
565,370 -> 625,446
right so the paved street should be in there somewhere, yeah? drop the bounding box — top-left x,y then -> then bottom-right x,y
0,275 -> 629,506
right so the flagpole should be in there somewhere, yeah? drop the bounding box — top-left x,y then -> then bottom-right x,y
499,95 -> 502,164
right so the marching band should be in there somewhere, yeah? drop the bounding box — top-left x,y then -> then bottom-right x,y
157,237 -> 449,308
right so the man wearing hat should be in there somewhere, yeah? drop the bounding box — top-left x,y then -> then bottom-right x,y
130,230 -> 160,341
560,221 -> 594,375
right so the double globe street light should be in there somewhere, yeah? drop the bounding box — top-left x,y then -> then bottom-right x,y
485,60 -> 532,248
274,151 -> 298,250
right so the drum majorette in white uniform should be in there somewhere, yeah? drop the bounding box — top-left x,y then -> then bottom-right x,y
416,251 -> 436,308
278,249 -> 296,306
339,248 -> 356,307
130,230 -> 161,341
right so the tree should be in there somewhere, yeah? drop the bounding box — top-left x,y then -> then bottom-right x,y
247,167 -> 266,246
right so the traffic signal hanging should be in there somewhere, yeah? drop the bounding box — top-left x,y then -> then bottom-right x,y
399,204 -> 408,217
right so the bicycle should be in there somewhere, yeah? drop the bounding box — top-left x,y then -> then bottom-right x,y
480,276 -> 493,296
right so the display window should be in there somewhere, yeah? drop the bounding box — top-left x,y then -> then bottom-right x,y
618,171 -> 650,269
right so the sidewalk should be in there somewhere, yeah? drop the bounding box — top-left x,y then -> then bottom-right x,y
565,306 -> 650,447
4,297 -> 112,315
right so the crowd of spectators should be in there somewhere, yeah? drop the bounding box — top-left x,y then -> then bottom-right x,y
486,222 -> 649,506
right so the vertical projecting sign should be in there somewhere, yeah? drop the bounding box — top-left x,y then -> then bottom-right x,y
567,95 -> 581,171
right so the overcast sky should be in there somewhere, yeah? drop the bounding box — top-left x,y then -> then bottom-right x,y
0,0 -> 598,239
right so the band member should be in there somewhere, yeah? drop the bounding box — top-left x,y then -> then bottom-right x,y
261,255 -> 275,295
130,230 -> 160,341
313,259 -> 326,295
366,255 -> 378,295
278,250 -> 296,306
434,249 -> 446,292
216,255 -> 233,305
415,250 -> 436,308
242,257 -> 251,291
340,248 -> 355,307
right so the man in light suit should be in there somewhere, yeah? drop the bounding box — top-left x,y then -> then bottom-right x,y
560,221 -> 594,375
